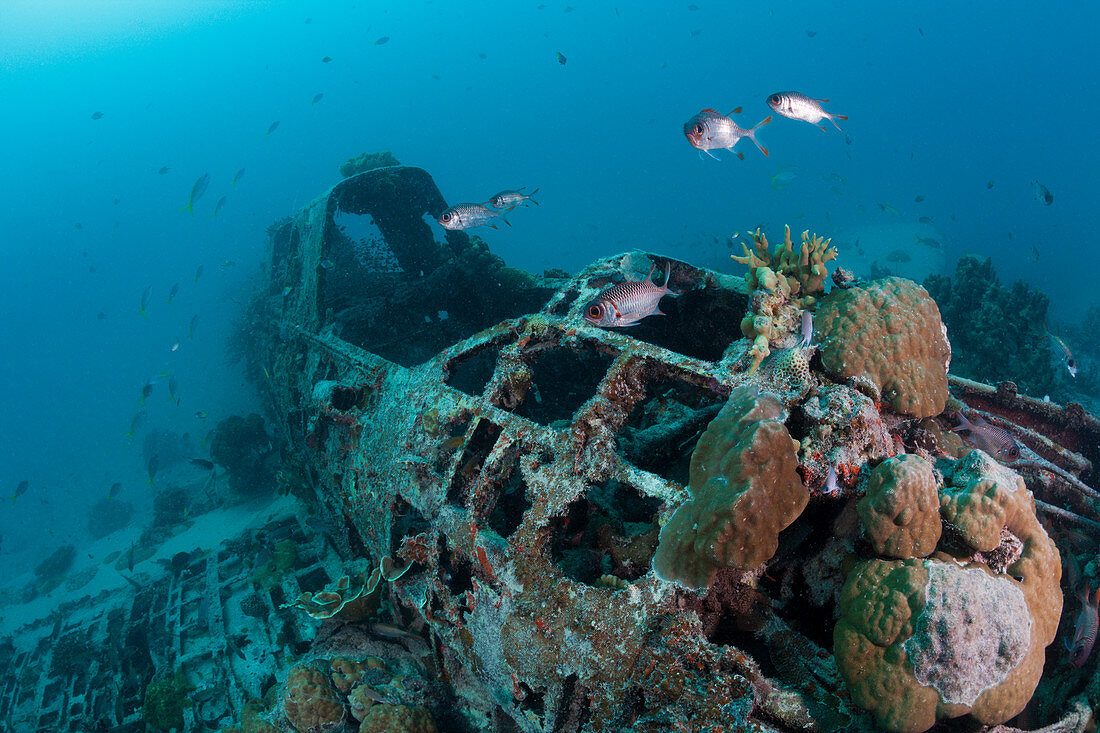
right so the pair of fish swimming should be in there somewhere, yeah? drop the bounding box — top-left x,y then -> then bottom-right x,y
684,91 -> 847,159
437,187 -> 539,231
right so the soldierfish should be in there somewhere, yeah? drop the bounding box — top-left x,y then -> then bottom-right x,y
438,203 -> 510,231
583,261 -> 677,328
683,108 -> 771,159
1068,586 -> 1099,667
951,411 -> 1021,462
487,187 -> 539,209
766,91 -> 847,131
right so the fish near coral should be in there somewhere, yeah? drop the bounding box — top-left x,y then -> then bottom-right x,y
1067,585 -> 1099,667
683,108 -> 771,159
766,91 -> 847,131
798,310 -> 813,347
583,261 -> 677,328
438,203 -> 509,230
951,411 -> 1021,462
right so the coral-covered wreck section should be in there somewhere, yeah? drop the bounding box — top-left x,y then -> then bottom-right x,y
237,165 -> 1100,732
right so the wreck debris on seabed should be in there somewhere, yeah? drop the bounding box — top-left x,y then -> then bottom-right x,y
236,166 -> 1100,732
7,162 -> 1100,732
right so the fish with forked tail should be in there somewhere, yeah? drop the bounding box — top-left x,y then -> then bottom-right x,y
766,91 -> 847,131
583,261 -> 677,328
487,187 -> 539,209
438,203 -> 510,231
951,411 -> 1020,462
683,108 -> 771,159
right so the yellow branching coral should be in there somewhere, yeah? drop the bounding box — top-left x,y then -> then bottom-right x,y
731,225 -> 838,376
732,225 -> 838,297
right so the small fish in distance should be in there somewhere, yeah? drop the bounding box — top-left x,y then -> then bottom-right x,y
556,51 -> 567,65
438,204 -> 510,231
1032,180 -> 1054,206
311,93 -> 324,105
766,91 -> 847,131
321,56 -> 333,63
91,111 -> 104,120
583,261 -> 677,328
231,168 -> 245,186
683,108 -> 771,159
487,187 -> 539,209
1051,333 -> 1077,377
212,196 -> 227,217
167,282 -> 179,303
265,120 -> 280,136
158,166 -> 170,175
10,480 -> 29,502
374,36 -> 390,46
139,285 -> 153,317
180,173 -> 210,216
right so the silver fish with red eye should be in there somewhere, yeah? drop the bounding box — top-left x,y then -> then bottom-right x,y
583,261 -> 677,328
766,91 -> 847,131
683,108 -> 771,160
438,203 -> 510,230
951,411 -> 1021,462
487,187 -> 539,209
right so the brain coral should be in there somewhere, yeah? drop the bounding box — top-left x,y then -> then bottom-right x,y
836,450 -> 1062,732
815,277 -> 950,418
858,455 -> 941,558
282,664 -> 346,733
652,385 -> 808,589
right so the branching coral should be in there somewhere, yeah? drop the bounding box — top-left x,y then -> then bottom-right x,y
731,225 -> 837,375
652,385 -> 808,588
731,224 -> 837,298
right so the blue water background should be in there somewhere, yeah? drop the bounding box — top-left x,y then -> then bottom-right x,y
0,1 -> 1096,575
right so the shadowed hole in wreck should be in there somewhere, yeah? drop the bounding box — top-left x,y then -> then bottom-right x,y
549,479 -> 661,584
553,674 -> 591,733
439,539 -> 474,598
616,374 -> 727,485
444,341 -> 507,398
517,682 -> 545,719
486,462 -> 532,539
606,284 -> 746,362
330,385 -> 368,411
446,417 -> 501,507
512,346 -> 615,426
294,566 -> 331,592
